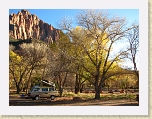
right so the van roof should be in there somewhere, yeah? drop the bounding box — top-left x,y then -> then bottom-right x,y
41,80 -> 56,87
33,85 -> 55,88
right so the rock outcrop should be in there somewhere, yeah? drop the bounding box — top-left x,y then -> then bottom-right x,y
9,9 -> 60,43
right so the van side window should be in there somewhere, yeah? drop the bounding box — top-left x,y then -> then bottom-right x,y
42,88 -> 48,91
49,88 -> 54,91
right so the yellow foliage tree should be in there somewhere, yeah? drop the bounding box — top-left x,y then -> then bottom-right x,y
59,10 -> 131,99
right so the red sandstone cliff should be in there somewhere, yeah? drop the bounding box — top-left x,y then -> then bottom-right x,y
9,9 -> 60,43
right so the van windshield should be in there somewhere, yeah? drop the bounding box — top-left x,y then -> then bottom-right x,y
30,87 -> 35,92
33,88 -> 40,92
31,87 -> 40,92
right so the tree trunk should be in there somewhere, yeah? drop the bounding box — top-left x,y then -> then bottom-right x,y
95,86 -> 101,99
57,74 -> 64,97
75,74 -> 79,94
75,87 -> 79,94
14,77 -> 22,94
59,86 -> 63,97
75,86 -> 79,94
15,80 -> 22,94
16,84 -> 21,94
94,75 -> 101,100
25,69 -> 34,94
80,84 -> 84,93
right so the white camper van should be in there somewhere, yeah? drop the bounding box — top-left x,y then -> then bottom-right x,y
29,85 -> 58,100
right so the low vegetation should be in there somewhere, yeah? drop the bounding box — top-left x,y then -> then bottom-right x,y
61,92 -> 137,100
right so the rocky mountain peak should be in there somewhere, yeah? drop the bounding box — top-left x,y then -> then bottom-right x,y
9,9 -> 60,43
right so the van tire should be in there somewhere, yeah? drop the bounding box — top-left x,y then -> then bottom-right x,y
32,98 -> 35,100
50,95 -> 55,100
35,95 -> 39,100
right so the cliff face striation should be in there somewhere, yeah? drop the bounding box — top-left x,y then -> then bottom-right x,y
9,9 -> 60,43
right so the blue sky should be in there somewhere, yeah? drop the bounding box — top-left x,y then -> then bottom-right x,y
9,9 -> 139,29
9,9 -> 139,69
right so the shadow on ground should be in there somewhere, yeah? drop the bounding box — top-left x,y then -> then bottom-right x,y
9,96 -> 139,106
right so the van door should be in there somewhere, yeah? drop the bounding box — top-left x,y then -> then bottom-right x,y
40,88 -> 49,98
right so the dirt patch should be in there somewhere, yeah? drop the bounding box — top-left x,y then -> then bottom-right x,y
9,96 -> 139,106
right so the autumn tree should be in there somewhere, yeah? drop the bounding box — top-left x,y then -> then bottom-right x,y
48,31 -> 73,96
9,49 -> 28,93
20,42 -> 49,93
127,23 -> 139,88
59,10 -> 132,99
9,42 -> 49,93
9,45 -> 15,90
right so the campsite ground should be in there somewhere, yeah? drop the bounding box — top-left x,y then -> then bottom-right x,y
9,92 -> 139,106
